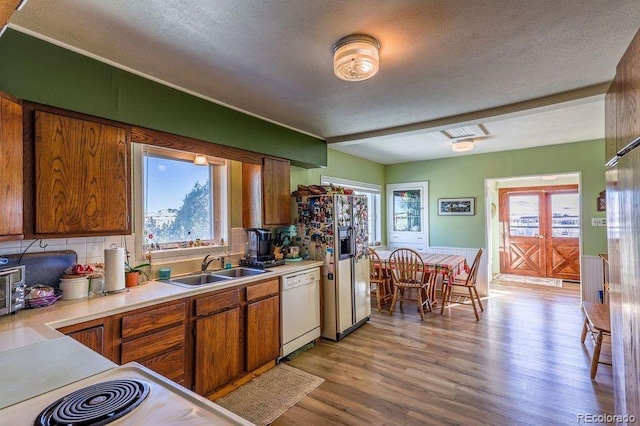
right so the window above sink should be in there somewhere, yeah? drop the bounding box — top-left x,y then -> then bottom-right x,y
132,144 -> 230,262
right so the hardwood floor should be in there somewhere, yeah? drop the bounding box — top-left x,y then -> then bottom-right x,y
274,281 -> 614,425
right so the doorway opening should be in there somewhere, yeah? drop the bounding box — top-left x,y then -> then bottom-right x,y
485,173 -> 582,291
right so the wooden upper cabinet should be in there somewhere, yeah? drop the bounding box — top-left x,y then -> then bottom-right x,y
242,157 -> 291,228
33,110 -> 131,236
605,78 -> 618,165
242,162 -> 262,229
617,30 -> 640,153
0,92 -> 23,240
0,1 -> 22,33
263,157 -> 291,226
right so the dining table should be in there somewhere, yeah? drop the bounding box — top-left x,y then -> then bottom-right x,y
372,249 -> 469,313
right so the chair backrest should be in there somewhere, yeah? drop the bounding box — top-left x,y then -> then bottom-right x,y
388,248 -> 425,287
463,248 -> 483,286
368,248 -> 385,281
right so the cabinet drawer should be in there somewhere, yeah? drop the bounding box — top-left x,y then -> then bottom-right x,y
121,325 -> 184,364
195,289 -> 239,317
139,348 -> 185,383
121,302 -> 185,339
246,279 -> 279,302
388,233 -> 427,244
388,242 -> 428,252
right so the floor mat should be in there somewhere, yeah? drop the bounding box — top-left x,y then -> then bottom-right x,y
215,363 -> 324,425
494,273 -> 563,287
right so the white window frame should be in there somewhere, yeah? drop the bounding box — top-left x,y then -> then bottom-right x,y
133,144 -> 230,262
320,175 -> 382,244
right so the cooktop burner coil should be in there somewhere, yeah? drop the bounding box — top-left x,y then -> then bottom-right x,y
35,379 -> 150,426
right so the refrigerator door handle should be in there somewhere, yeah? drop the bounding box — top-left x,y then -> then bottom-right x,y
349,226 -> 356,258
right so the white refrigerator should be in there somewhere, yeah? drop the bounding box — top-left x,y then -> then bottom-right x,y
293,194 -> 371,341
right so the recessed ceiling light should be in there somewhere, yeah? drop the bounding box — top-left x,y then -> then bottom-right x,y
452,139 -> 474,152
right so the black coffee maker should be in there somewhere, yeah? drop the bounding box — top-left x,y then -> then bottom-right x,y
246,228 -> 274,261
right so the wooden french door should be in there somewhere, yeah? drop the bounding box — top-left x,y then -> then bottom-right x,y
499,185 -> 580,281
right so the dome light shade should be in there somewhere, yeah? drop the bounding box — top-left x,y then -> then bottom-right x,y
333,34 -> 380,81
452,139 -> 474,152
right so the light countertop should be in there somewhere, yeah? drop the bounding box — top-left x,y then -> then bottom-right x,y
0,261 -> 323,343
0,260 -> 322,410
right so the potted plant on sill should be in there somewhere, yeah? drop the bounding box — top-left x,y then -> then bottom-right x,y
124,262 -> 150,287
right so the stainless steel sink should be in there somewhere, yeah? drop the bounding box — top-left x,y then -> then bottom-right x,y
166,273 -> 233,287
163,267 -> 266,288
210,267 -> 266,278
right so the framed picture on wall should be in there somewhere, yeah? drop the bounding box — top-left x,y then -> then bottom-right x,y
438,197 -> 475,216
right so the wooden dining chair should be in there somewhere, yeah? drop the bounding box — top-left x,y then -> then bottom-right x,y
368,248 -> 393,312
441,248 -> 483,320
388,248 -> 432,321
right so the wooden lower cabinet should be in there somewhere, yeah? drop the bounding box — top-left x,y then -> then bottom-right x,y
192,279 -> 281,399
57,317 -> 115,362
246,279 -> 280,372
194,307 -> 242,396
66,325 -> 105,355
61,278 -> 282,399
116,300 -> 187,384
246,295 -> 280,371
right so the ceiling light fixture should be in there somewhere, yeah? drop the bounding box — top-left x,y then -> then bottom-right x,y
193,154 -> 208,165
451,139 -> 474,152
333,34 -> 380,82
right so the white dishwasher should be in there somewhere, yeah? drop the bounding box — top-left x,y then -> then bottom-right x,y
280,267 -> 321,358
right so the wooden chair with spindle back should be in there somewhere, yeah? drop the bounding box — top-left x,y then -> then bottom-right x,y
388,248 -> 432,321
441,248 -> 483,320
368,248 -> 393,313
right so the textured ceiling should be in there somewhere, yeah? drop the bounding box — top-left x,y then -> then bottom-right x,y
8,1 -> 640,163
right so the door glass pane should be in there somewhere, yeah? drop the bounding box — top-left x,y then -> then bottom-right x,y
551,193 -> 579,238
392,190 -> 421,232
509,195 -> 539,236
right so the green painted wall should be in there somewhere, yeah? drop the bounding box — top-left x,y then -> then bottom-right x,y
290,148 -> 386,188
386,139 -> 607,256
0,29 -> 326,168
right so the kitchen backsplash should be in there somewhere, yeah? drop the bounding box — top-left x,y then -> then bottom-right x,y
0,228 -> 248,266
230,228 -> 248,256
0,235 -> 136,265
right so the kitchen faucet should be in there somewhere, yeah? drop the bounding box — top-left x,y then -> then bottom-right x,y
201,254 -> 226,272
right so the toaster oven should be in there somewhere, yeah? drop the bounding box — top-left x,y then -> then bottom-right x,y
0,264 -> 26,316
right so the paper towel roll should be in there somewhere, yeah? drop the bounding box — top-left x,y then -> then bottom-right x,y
104,248 -> 125,292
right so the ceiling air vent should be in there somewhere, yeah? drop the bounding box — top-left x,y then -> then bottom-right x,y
441,124 -> 489,140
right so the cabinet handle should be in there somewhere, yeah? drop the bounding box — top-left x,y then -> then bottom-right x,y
417,236 -> 422,240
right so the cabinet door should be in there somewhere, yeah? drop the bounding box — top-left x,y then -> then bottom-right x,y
242,157 -> 291,228
386,181 -> 429,245
67,326 -> 105,355
194,307 -> 241,396
0,93 -> 23,239
246,295 -> 280,371
34,111 -> 130,235
262,157 -> 290,226
617,32 -> 640,153
605,77 -> 618,165
242,162 -> 262,229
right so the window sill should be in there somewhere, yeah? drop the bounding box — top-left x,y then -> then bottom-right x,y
144,244 -> 228,261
